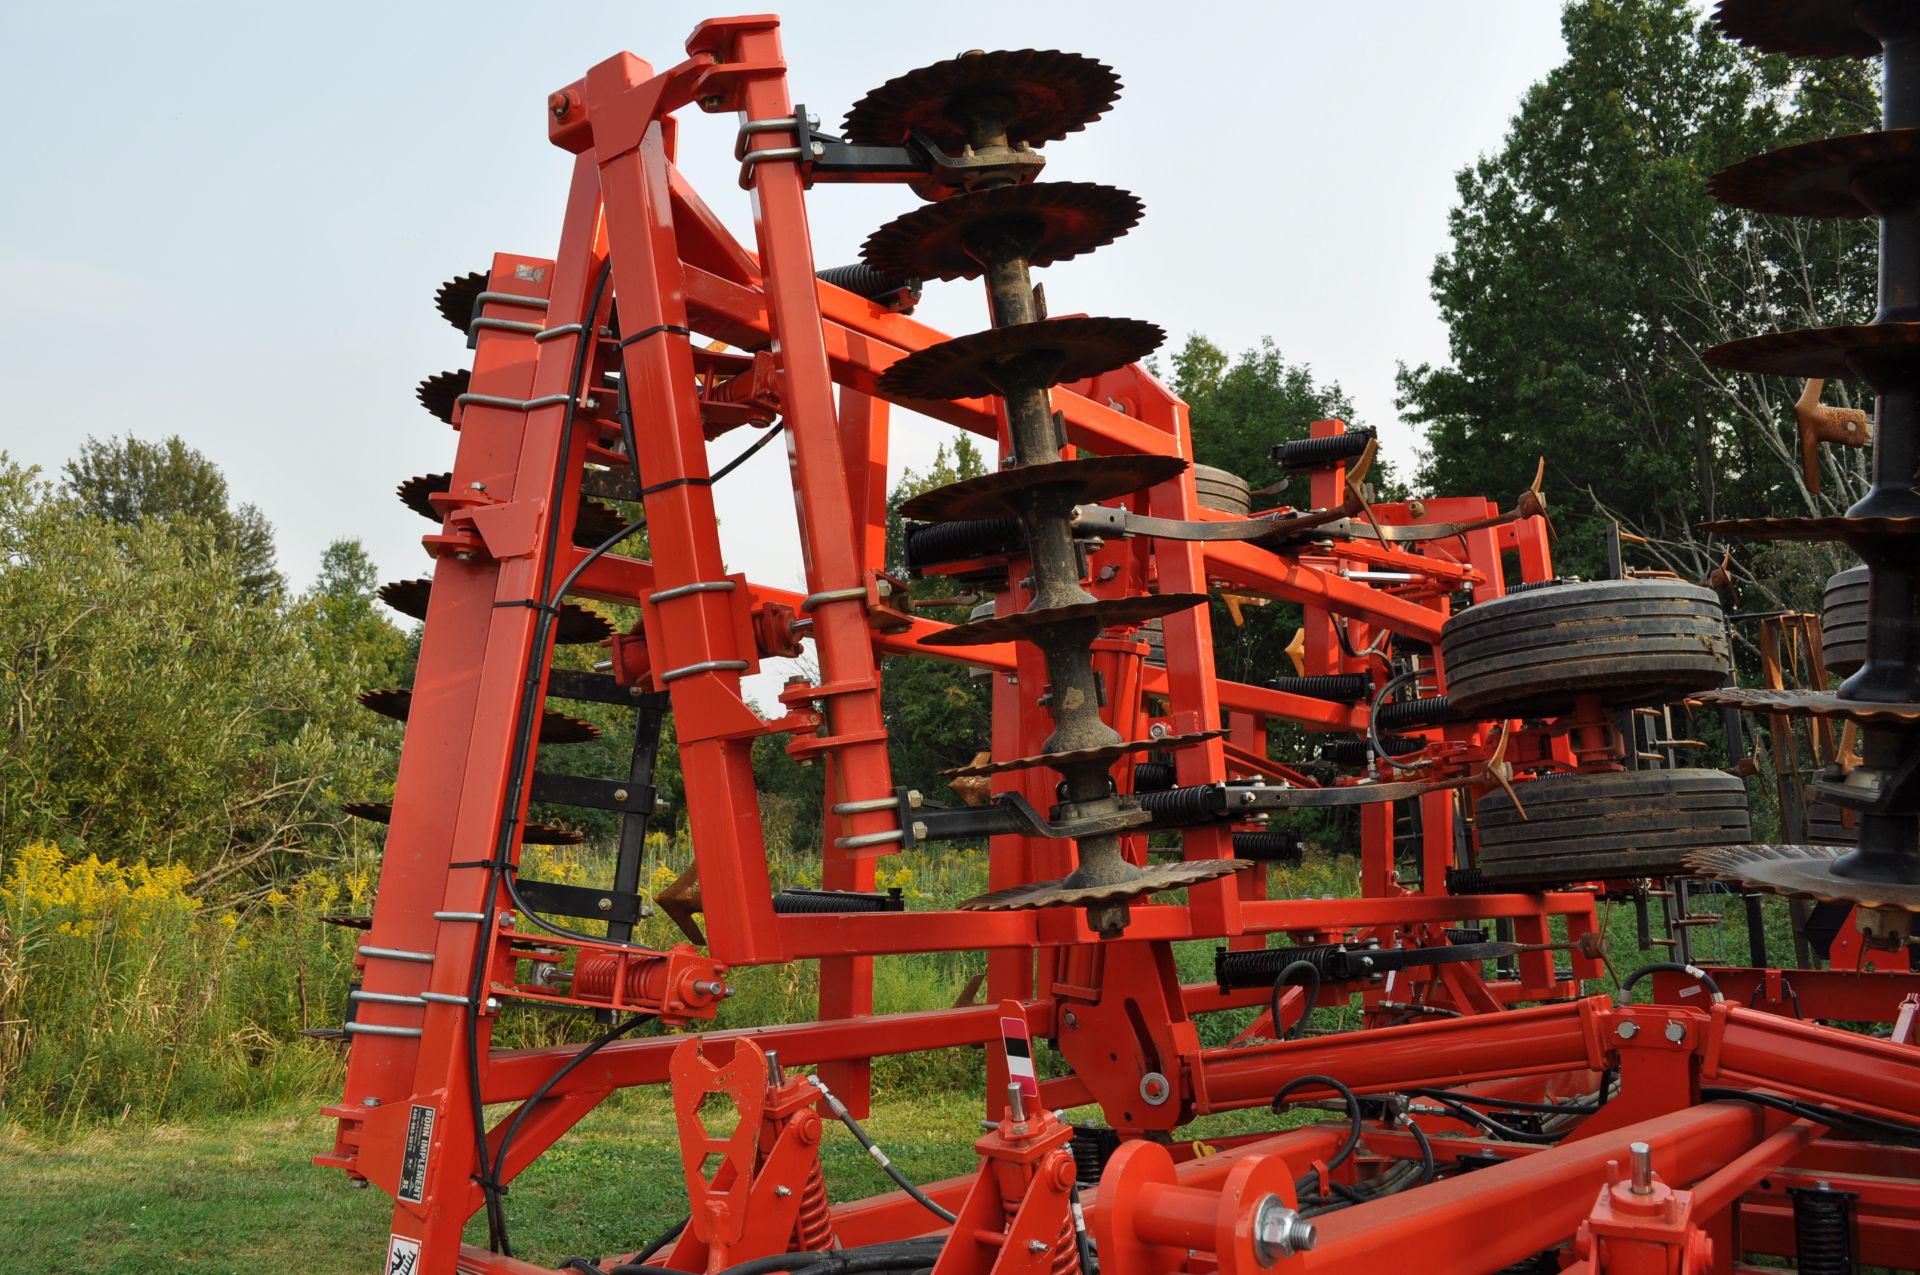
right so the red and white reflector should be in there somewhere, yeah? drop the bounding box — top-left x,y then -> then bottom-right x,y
999,999 -> 1039,1099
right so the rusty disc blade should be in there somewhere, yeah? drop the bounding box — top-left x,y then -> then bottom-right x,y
377,577 -> 614,645
357,688 -> 601,744
571,496 -> 631,547
340,800 -> 584,845
842,49 -> 1121,150
1689,843 -> 1920,913
939,728 -> 1225,778
397,473 -> 452,521
1704,322 -> 1920,378
862,182 -> 1144,282
879,317 -> 1164,402
920,593 -> 1207,649
1694,686 -> 1920,727
1710,130 -> 1920,219
958,859 -> 1248,912
1695,513 -> 1920,542
418,369 -> 470,425
899,454 -> 1188,522
435,269 -> 488,333
1711,0 -> 1879,59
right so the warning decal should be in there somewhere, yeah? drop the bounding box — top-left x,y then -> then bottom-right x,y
387,1234 -> 422,1275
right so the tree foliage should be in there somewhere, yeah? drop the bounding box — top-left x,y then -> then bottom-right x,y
0,457 -> 398,896
1399,0 -> 1878,599
63,434 -> 284,600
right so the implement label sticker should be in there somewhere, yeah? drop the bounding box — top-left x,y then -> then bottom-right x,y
398,1104 -> 435,1203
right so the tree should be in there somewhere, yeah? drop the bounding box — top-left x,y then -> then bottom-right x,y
1167,336 -> 1358,692
1398,0 -> 1878,603
63,434 -> 284,600
882,437 -> 995,802
0,457 -> 373,892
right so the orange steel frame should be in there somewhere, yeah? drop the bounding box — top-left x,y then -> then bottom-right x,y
326,16 -> 1920,1275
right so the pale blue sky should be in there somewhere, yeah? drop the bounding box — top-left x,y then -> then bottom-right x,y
3,2 -> 1571,698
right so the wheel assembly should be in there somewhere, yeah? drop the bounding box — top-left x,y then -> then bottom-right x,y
1473,768 -> 1752,888
1439,578 -> 1730,718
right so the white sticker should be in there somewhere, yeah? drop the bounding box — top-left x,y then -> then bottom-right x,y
1678,985 -> 1700,998
387,1235 -> 422,1275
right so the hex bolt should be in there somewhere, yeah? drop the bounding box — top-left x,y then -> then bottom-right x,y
775,1185 -> 793,1198
1629,1141 -> 1653,1195
1027,1241 -> 1048,1254
1063,1011 -> 1079,1030
1664,1020 -> 1687,1044
1252,1196 -> 1316,1264
597,897 -> 612,913
614,789 -> 629,803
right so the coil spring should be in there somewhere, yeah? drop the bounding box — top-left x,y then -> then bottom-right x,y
1271,674 -> 1373,703
1136,784 -> 1223,828
816,263 -> 921,309
571,952 -> 646,1001
1132,760 -> 1177,792
1503,577 -> 1574,596
1789,1186 -> 1858,1275
1445,926 -> 1487,945
1375,695 -> 1453,730
904,517 -> 1024,571
1269,428 -> 1377,471
1317,737 -> 1424,765
790,1158 -> 837,1252
1003,1189 -> 1077,1275
1214,944 -> 1340,992
1069,1124 -> 1120,1187
1444,866 -> 1490,896
772,888 -> 905,915
1232,831 -> 1303,862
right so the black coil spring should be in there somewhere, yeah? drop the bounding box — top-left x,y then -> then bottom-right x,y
1232,831 -> 1303,862
1214,944 -> 1339,992
1132,760 -> 1177,792
816,263 -> 921,308
1445,926 -> 1487,945
1317,736 -> 1425,765
1270,428 -> 1376,471
1376,695 -> 1454,729
1271,674 -> 1373,703
1444,866 -> 1490,896
1069,1124 -> 1121,1187
1789,1187 -> 1858,1275
771,888 -> 905,915
903,517 -> 1024,572
1136,784 -> 1223,828
1503,577 -> 1575,596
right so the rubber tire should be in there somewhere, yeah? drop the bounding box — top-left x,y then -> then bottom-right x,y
1806,796 -> 1857,846
1439,578 -> 1729,718
1194,464 -> 1252,517
1822,563 -> 1868,678
1473,767 -> 1751,888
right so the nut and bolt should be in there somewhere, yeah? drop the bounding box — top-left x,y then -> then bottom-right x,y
1026,1241 -> 1048,1254
596,897 -> 612,913
1663,1020 -> 1687,1044
1615,1020 -> 1639,1040
1252,1196 -> 1316,1264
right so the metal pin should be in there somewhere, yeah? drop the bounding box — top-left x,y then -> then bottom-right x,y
1629,1141 -> 1653,1194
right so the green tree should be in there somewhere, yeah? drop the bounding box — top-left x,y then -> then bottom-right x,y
0,458 -> 374,892
1398,0 -> 1877,600
63,434 -> 284,600
883,437 -> 995,802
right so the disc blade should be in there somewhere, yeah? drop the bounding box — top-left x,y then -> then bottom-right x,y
1704,322 -> 1920,379
919,593 -> 1207,649
1694,514 -> 1920,541
938,728 -> 1225,778
1711,0 -> 1878,59
1694,686 -> 1920,727
357,688 -> 601,744
958,859 -> 1247,912
1710,130 -> 1920,218
435,270 -> 488,333
842,49 -> 1121,150
878,317 -> 1164,402
862,182 -> 1143,282
397,473 -> 452,522
1690,842 -> 1920,913
377,577 -> 614,644
898,455 -> 1188,522
417,369 -> 470,425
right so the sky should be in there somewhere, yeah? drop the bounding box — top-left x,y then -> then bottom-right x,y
1,1 -> 1571,703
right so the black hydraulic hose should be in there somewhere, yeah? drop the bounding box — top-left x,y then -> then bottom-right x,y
1273,1074 -> 1363,1178
1405,1117 -> 1435,1186
1268,959 -> 1321,1042
493,1013 -> 654,1202
809,1075 -> 959,1224
634,1218 -> 690,1264
1410,1092 -> 1564,1145
1617,962 -> 1723,1005
1407,1086 -> 1603,1117
1700,1087 -> 1920,1143
1367,667 -> 1430,771
470,257 -> 615,1254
